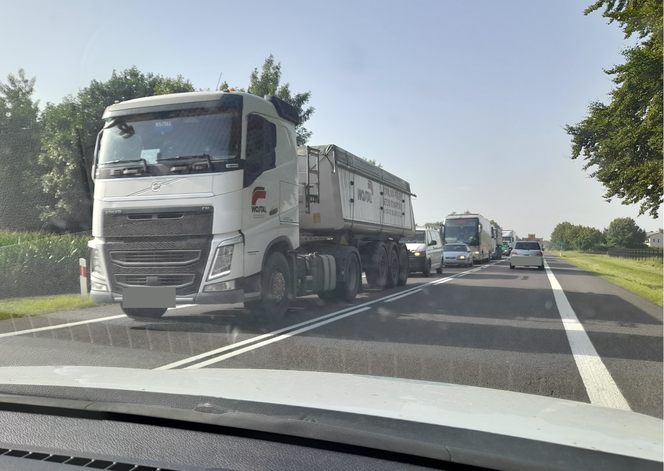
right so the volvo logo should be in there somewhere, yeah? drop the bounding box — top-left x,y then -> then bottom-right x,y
151,182 -> 162,192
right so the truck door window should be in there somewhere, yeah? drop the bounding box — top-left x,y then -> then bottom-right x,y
245,114 -> 277,187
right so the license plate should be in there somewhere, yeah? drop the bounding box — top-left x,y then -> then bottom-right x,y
123,287 -> 176,308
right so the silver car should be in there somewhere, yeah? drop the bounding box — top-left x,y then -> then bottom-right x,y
509,241 -> 544,270
443,243 -> 473,267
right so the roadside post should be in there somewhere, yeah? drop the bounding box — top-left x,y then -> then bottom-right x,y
79,258 -> 87,297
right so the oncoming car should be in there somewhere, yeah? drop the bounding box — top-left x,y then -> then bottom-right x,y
443,243 -> 473,267
402,227 -> 444,277
510,240 -> 545,270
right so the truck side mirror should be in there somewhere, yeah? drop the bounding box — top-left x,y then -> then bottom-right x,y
429,240 -> 437,246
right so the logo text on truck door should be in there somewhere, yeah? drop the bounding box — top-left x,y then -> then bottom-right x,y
251,186 -> 267,217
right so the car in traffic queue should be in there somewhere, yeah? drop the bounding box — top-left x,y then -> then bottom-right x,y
402,226 -> 444,277
443,243 -> 474,267
510,240 -> 545,270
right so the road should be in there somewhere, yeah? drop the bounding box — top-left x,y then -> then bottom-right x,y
0,253 -> 661,418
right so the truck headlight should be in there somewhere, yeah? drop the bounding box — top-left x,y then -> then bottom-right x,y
204,280 -> 236,292
90,248 -> 106,281
208,234 -> 243,280
91,281 -> 108,291
473,251 -> 480,255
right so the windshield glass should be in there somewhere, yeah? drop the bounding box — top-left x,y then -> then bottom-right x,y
98,108 -> 240,165
444,218 -> 479,245
402,231 -> 426,243
444,245 -> 467,252
1,2 -> 662,466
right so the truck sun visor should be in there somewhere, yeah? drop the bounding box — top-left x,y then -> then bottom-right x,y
266,96 -> 300,125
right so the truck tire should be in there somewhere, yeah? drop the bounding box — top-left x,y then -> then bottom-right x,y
319,252 -> 361,303
245,251 -> 291,322
366,243 -> 389,290
121,307 -> 167,320
385,242 -> 400,289
396,245 -> 409,286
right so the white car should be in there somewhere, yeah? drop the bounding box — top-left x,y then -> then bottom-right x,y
510,241 -> 544,270
443,243 -> 473,267
403,227 -> 444,277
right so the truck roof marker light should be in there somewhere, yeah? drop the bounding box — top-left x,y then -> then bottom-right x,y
229,88 -> 236,92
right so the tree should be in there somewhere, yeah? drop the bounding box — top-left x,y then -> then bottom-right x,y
39,67 -> 194,231
605,217 -> 647,247
565,0 -> 663,218
221,55 -> 315,146
0,69 -> 45,231
575,226 -> 605,251
358,157 -> 383,168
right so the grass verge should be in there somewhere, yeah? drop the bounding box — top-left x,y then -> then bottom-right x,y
557,251 -> 663,306
0,294 -> 101,320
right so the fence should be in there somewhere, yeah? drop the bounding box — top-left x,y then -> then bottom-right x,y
607,248 -> 664,261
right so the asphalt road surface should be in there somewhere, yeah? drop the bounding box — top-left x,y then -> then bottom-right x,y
0,253 -> 661,418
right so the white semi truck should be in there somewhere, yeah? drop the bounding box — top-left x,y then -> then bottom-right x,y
502,230 -> 518,248
88,91 -> 416,321
442,212 -> 494,263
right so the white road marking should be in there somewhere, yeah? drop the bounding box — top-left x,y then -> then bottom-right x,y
544,259 -> 631,410
184,307 -> 372,369
156,263 -> 502,370
383,289 -> 423,303
0,315 -> 125,339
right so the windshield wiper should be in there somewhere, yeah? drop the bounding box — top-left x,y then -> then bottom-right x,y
158,153 -> 211,162
101,158 -> 148,174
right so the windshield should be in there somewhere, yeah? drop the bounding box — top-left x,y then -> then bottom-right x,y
98,108 -> 240,165
0,1 -> 662,466
444,244 -> 468,252
401,231 -> 426,243
444,218 -> 479,245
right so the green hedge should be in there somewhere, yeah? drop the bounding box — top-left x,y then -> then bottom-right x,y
0,234 -> 91,299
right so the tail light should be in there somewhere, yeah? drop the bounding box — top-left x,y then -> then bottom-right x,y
537,251 -> 542,255
513,251 -> 517,255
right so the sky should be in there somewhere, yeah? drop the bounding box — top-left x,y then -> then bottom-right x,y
1,0 -> 661,238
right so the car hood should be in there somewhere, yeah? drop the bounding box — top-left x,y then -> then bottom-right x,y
405,243 -> 426,252
0,366 -> 659,462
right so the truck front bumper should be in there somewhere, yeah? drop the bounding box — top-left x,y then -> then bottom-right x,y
90,288 -> 246,306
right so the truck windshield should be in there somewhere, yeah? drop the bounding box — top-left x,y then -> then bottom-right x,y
444,218 -> 479,245
402,231 -> 426,243
98,107 -> 240,166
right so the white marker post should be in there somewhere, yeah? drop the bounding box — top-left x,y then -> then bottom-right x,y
79,258 -> 88,297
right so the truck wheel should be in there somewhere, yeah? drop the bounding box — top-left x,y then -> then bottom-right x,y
366,243 -> 389,289
245,251 -> 291,322
396,246 -> 409,286
422,259 -> 432,277
385,242 -> 400,289
121,307 -> 167,321
318,252 -> 361,303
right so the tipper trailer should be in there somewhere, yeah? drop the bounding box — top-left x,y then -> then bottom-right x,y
88,91 -> 416,321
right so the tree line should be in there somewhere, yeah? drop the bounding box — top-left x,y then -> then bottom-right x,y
550,217 -> 652,251
0,56 -> 314,233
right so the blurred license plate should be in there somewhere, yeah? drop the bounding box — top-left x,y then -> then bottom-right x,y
123,287 -> 176,308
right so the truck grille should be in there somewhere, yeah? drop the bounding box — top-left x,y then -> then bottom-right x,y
115,274 -> 195,288
103,236 -> 212,296
109,250 -> 201,266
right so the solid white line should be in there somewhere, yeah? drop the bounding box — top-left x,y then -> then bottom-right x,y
185,307 -> 372,369
156,264 -> 491,370
383,288 -> 423,303
0,315 -> 125,339
544,259 -> 631,410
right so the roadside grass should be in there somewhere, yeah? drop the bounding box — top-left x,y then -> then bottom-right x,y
557,251 -> 663,306
0,294 -> 100,320
0,231 -> 57,248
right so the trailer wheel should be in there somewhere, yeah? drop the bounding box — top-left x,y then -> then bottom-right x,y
366,243 -> 389,290
385,242 -> 400,289
245,251 -> 291,322
121,307 -> 167,321
396,246 -> 409,286
320,252 -> 362,303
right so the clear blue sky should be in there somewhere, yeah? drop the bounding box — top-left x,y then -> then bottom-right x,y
1,0 -> 661,237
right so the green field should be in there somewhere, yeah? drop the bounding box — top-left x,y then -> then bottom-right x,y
557,251 -> 663,306
0,294 -> 100,320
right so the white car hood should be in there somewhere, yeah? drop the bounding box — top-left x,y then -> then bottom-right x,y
0,366 -> 659,462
